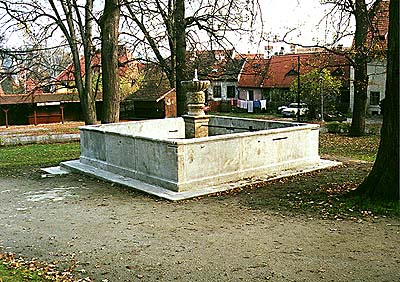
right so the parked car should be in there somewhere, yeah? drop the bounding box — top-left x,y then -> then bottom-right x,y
281,103 -> 309,117
277,104 -> 289,113
324,111 -> 347,122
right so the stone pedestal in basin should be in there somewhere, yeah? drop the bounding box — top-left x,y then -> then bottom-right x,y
181,79 -> 210,138
183,115 -> 210,138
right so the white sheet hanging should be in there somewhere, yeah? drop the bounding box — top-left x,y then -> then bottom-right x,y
260,100 -> 267,110
247,101 -> 254,113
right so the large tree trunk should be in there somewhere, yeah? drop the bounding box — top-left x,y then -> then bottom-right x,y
100,0 -> 121,124
349,0 -> 369,136
174,0 -> 187,116
356,0 -> 399,201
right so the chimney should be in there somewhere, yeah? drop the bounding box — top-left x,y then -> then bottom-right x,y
290,44 -> 296,54
264,45 -> 273,59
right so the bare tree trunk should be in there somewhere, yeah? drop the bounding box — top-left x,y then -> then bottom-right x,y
83,0 -> 97,125
48,0 -> 97,125
350,60 -> 368,136
174,0 -> 187,116
356,0 -> 399,201
349,0 -> 369,136
100,0 -> 121,124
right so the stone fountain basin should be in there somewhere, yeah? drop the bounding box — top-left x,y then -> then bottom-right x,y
181,80 -> 210,93
60,116 -> 336,200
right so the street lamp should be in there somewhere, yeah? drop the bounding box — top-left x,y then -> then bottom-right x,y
297,55 -> 301,122
320,74 -> 324,122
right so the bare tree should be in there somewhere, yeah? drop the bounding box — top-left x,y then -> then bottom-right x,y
121,0 -> 260,116
49,0 -> 97,124
283,0 -> 387,136
355,0 -> 399,201
0,0 -> 98,124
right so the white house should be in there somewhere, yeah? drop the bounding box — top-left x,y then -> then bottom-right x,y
350,59 -> 386,115
349,0 -> 389,115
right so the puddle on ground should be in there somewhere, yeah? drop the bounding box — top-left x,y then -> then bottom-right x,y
24,187 -> 79,202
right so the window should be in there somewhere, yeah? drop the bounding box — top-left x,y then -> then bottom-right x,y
285,69 -> 297,76
370,91 -> 380,105
227,86 -> 236,98
331,68 -> 343,76
248,90 -> 254,101
213,86 -> 222,98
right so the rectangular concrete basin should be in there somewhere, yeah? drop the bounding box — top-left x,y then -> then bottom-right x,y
73,116 -> 320,192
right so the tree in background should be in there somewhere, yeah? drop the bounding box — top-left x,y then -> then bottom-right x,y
0,0 -> 98,124
355,0 -> 399,201
290,69 -> 342,120
92,65 -> 143,104
0,18 -> 71,94
347,0 -> 384,136
174,0 -> 186,115
47,0 -> 97,125
284,0 -> 387,136
122,0 -> 261,116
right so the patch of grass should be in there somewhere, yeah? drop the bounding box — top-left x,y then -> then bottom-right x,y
208,111 -> 281,120
0,142 -> 80,169
238,162 -> 399,220
0,262 -> 46,281
319,133 -> 380,161
0,253 -> 87,282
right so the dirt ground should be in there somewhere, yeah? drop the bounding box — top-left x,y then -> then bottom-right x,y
0,160 -> 399,282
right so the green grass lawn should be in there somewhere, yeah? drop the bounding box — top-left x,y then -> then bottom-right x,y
208,111 -> 282,120
0,263 -> 49,282
0,142 -> 80,169
319,133 -> 380,161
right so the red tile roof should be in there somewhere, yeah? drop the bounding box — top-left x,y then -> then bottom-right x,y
238,52 -> 350,89
26,77 -> 44,94
237,54 -> 269,87
366,0 -> 389,50
264,53 -> 350,88
55,50 -> 142,82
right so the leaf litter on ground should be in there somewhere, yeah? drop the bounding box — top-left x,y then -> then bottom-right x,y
0,252 -> 93,281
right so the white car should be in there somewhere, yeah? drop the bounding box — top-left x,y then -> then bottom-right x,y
281,103 -> 309,117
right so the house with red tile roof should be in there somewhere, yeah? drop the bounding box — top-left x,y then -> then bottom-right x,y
55,47 -> 142,97
237,54 -> 269,102
0,47 -> 142,126
350,0 -> 389,115
0,73 -> 59,126
186,49 -> 244,111
237,52 -> 350,113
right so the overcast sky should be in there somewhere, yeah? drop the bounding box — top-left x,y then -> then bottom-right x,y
235,0 -> 354,53
3,0 -> 354,54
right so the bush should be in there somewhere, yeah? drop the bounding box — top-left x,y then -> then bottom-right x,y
325,122 -> 350,133
365,124 -> 381,135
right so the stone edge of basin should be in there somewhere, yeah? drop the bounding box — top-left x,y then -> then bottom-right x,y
42,159 -> 341,201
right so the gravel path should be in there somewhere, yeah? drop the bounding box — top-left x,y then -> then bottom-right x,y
0,171 -> 399,281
